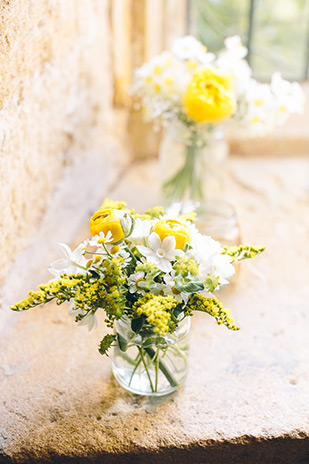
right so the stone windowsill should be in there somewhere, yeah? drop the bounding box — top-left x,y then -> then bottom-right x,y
0,155 -> 309,463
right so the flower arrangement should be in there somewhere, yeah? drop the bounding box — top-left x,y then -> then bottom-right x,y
11,199 -> 264,396
131,35 -> 305,205
131,35 -> 304,135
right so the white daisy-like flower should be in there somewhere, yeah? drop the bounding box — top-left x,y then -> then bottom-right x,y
224,35 -> 248,59
162,273 -> 188,303
128,271 -> 146,294
137,232 -> 184,273
105,244 -> 132,266
68,302 -> 98,331
49,243 -> 87,278
171,35 -> 210,62
89,231 -> 113,247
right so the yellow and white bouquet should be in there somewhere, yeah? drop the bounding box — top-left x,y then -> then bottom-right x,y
12,199 -> 264,396
131,35 -> 304,135
131,36 -> 304,206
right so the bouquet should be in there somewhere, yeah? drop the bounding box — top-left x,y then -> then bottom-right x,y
11,199 -> 264,396
131,35 -> 305,205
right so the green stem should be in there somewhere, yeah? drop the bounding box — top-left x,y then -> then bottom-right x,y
144,346 -> 178,388
155,347 -> 160,392
138,347 -> 155,392
162,134 -> 205,205
84,250 -> 106,256
128,355 -> 143,386
103,243 -> 113,259
125,246 -> 137,264
71,261 -> 87,271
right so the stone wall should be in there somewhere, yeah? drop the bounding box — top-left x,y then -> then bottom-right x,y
0,0 -> 117,283
0,0 -> 187,285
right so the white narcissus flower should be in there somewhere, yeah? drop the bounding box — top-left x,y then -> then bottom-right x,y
49,243 -> 87,277
68,302 -> 98,331
137,232 -> 184,273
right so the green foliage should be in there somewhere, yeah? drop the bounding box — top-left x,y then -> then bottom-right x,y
203,274 -> 220,292
131,316 -> 144,334
98,334 -> 116,356
117,333 -> 128,352
174,274 -> 204,293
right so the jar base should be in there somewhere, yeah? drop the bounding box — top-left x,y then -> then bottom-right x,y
113,367 -> 187,397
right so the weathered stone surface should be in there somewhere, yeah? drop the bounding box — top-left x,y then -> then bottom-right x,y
1,157 -> 309,463
0,0 -> 115,284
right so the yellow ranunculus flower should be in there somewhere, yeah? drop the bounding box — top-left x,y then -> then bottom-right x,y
89,208 -> 125,243
183,68 -> 235,123
152,219 -> 191,250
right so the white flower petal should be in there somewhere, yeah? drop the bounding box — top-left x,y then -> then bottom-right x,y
49,258 -> 69,270
136,245 -> 156,258
162,235 -> 176,253
58,243 -> 72,259
148,232 -> 162,250
156,259 -> 172,273
77,312 -> 98,331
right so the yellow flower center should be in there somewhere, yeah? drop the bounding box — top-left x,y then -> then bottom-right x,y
164,76 -> 173,85
110,245 -> 120,254
252,115 -> 262,124
154,65 -> 163,75
255,98 -> 264,106
136,278 -> 146,289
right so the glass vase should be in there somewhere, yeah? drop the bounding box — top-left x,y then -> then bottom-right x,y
159,124 -> 228,210
112,316 -> 191,396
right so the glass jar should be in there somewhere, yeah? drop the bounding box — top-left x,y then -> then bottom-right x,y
194,200 -> 241,247
112,316 -> 191,396
159,124 -> 228,210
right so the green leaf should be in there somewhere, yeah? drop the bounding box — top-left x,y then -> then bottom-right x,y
89,269 -> 100,278
98,334 -> 116,356
173,308 -> 184,318
117,332 -> 128,352
204,274 -> 220,292
142,336 -> 157,348
155,336 -> 167,348
131,316 -> 144,334
175,275 -> 204,293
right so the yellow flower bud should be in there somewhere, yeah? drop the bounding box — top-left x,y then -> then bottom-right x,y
110,245 -> 120,254
89,208 -> 125,243
183,68 -> 235,123
152,219 -> 191,250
